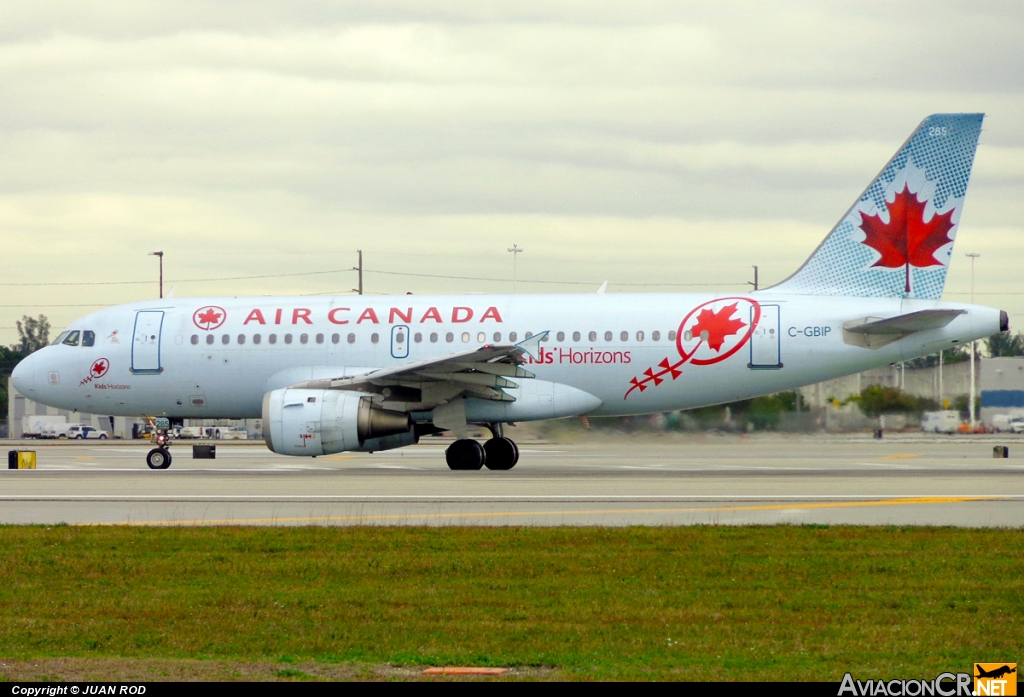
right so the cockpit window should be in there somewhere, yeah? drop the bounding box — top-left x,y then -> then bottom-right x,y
51,331 -> 70,346
82,330 -> 95,347
62,330 -> 80,347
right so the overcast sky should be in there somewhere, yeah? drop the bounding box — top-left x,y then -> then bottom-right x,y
2,1 -> 1023,346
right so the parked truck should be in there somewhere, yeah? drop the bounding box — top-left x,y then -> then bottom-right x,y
921,410 -> 961,434
21,414 -> 67,438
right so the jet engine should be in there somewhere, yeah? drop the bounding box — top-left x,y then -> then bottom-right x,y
263,388 -> 412,456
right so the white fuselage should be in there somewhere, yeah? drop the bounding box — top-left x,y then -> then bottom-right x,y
12,292 -> 1002,422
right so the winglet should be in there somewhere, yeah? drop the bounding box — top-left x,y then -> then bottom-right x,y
514,331 -> 549,361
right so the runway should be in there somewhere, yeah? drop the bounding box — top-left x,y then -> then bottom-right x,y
3,435 -> 1024,526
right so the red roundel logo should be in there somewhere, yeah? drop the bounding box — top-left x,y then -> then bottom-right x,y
625,297 -> 760,399
193,306 -> 226,331
675,297 -> 760,366
90,358 -> 110,379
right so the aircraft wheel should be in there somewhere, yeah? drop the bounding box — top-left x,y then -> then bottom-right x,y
446,439 -> 485,470
484,437 -> 519,470
146,448 -> 172,470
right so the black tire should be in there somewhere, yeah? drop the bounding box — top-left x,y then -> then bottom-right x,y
484,437 -> 519,470
445,439 -> 485,470
146,448 -> 172,470
99,434 -> 108,439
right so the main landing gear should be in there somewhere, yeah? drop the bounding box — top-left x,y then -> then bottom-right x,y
445,424 -> 520,471
145,417 -> 173,470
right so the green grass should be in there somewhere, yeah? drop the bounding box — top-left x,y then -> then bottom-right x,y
0,526 -> 1021,680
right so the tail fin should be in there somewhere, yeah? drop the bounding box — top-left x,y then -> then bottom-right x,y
772,113 -> 983,298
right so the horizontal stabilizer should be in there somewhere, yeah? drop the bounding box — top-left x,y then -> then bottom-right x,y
843,309 -> 965,349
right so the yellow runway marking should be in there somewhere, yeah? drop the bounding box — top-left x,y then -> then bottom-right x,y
89,496 -> 1004,526
74,456 -> 95,461
879,454 -> 922,459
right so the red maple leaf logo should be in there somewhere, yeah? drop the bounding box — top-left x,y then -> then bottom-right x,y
91,359 -> 109,377
197,308 -> 221,326
858,185 -> 955,293
690,302 -> 746,352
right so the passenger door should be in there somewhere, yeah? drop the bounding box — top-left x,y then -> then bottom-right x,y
131,311 -> 164,373
391,324 -> 410,359
748,304 -> 782,369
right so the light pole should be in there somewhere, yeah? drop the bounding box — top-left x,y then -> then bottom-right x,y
966,252 -> 980,430
352,249 -> 363,295
149,251 -> 164,299
507,244 -> 523,293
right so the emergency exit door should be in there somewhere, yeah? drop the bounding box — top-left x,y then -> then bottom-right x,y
748,305 -> 782,369
391,325 -> 409,359
131,310 -> 164,373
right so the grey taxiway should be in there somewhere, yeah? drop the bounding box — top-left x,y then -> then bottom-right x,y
2,434 -> 1023,527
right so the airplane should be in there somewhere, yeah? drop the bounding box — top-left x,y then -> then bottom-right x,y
11,113 -> 1008,470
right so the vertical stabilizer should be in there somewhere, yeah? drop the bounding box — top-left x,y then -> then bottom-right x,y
772,114 -> 983,298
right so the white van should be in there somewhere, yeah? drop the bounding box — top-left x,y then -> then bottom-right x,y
921,411 -> 961,434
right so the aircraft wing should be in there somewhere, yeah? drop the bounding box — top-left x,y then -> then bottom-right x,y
289,332 -> 547,410
843,309 -> 966,349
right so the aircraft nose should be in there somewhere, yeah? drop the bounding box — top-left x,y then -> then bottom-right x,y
11,354 -> 35,396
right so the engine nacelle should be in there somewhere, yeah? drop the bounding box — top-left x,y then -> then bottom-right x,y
263,388 -> 411,456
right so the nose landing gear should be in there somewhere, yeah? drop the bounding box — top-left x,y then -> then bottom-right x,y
145,416 -> 173,470
146,447 -> 172,470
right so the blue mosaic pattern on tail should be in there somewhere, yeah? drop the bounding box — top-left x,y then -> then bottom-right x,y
773,114 -> 983,298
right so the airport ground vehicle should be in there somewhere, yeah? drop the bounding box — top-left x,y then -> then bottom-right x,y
921,411 -> 961,434
213,427 -> 247,440
10,114 -> 1009,470
40,422 -> 79,439
67,425 -> 110,439
20,415 -> 67,438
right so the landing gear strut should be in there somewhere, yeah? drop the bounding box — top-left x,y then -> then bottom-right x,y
145,416 -> 173,470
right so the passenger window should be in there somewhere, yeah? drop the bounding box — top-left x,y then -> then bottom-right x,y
269,334 -> 277,345
300,334 -> 309,344
493,332 -> 501,342
636,331 -> 644,341
509,332 -> 517,342
668,330 -> 677,341
316,334 -> 324,344
572,331 -> 580,342
541,333 -> 549,342
461,332 -> 470,343
525,331 -> 533,339
284,334 -> 293,344
414,332 -> 423,343
82,330 -> 95,347
347,333 -> 355,344
63,331 -> 80,347
206,334 -> 214,345
430,332 -> 438,343
476,332 -> 485,343
589,331 -> 597,342
604,331 -> 612,342
51,331 -> 70,346
222,334 -> 230,345
620,331 -> 628,342
331,334 -> 339,344
652,330 -> 661,341
190,335 -> 199,345
445,332 -> 454,343
371,333 -> 379,344
254,334 -> 262,345
556,331 -> 565,342
238,334 -> 246,345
